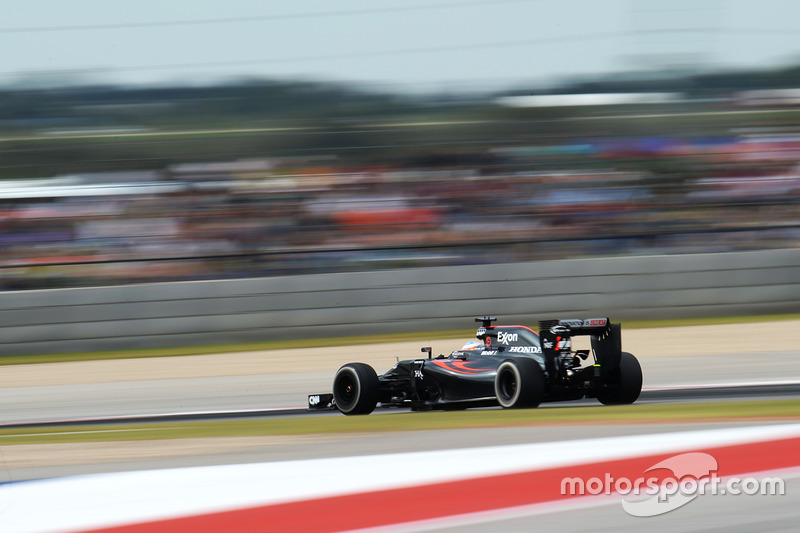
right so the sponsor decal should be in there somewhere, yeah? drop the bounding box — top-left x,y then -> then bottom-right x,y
413,369 -> 424,379
558,319 -> 584,328
431,360 -> 495,374
308,395 -> 321,406
508,346 -> 542,354
497,331 -> 519,345
583,318 -> 608,327
476,327 -> 487,336
480,350 -> 498,355
557,337 -> 572,351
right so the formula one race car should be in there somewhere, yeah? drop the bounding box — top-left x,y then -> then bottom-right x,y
308,316 -> 642,415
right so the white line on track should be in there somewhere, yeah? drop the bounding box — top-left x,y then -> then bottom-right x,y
643,379 -> 800,391
4,379 -> 797,428
1,406 -> 307,427
0,428 -> 162,438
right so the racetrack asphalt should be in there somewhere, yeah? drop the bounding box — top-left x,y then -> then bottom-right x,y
1,320 -> 799,489
2,349 -> 799,425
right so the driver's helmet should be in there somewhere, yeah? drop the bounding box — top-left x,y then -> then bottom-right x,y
460,340 -> 483,351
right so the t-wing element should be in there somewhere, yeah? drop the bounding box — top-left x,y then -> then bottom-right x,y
475,316 -> 497,340
475,316 -> 497,328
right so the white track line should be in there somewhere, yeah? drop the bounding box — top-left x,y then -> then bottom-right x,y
4,379 -> 798,427
643,379 -> 800,391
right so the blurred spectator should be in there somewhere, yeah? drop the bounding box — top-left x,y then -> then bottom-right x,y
2,81 -> 800,289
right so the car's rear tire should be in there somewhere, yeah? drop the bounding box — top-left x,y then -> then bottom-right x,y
494,358 -> 545,408
596,351 -> 642,405
332,363 -> 380,415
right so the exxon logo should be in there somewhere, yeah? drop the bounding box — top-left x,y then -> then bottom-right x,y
497,331 -> 519,344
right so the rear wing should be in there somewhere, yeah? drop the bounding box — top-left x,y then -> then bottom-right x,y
538,318 -> 622,375
538,318 -> 613,337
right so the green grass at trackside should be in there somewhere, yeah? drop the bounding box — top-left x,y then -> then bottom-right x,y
1,313 -> 798,367
1,399 -> 799,446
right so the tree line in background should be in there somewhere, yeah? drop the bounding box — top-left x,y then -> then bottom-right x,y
1,63 -> 800,181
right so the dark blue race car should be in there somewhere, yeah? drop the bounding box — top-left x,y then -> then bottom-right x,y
309,316 -> 642,415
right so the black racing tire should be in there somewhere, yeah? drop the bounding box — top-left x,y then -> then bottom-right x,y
596,351 -> 642,405
332,363 -> 380,415
494,358 -> 545,408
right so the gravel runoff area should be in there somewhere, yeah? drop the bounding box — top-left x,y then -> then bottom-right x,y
1,320 -> 799,388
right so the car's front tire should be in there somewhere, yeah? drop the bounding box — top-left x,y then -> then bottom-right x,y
495,358 -> 545,408
596,351 -> 642,405
332,363 -> 380,415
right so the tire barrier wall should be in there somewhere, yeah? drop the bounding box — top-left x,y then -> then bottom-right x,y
1,249 -> 798,356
